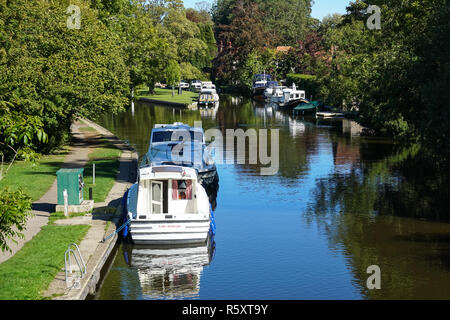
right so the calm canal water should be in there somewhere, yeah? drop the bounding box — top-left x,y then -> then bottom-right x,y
94,95 -> 450,300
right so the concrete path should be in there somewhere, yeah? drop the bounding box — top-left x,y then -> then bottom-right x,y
43,118 -> 138,300
1,116 -> 138,299
0,122 -> 95,264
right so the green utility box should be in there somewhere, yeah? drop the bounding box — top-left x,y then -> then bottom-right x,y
56,168 -> 84,206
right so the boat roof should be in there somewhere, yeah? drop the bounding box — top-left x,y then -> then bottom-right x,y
283,88 -> 306,93
200,89 -> 216,94
152,123 -> 204,134
149,141 -> 203,160
139,165 -> 198,181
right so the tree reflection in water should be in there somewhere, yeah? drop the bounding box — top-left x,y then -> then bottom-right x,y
305,147 -> 450,299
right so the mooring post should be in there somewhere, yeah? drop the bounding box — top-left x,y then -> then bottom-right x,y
131,87 -> 135,114
63,189 -> 69,217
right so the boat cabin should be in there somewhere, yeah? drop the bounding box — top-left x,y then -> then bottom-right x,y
253,74 -> 272,83
133,166 -> 204,219
199,89 -> 217,102
150,123 -> 205,145
201,82 -> 216,90
284,90 -> 306,101
282,84 -> 306,103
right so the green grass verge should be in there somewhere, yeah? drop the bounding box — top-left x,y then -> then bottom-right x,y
0,150 -> 68,202
48,212 -> 90,225
83,141 -> 122,203
0,224 -> 90,300
137,87 -> 199,105
78,126 -> 97,133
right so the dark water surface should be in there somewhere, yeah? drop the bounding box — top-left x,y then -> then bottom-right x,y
94,96 -> 450,300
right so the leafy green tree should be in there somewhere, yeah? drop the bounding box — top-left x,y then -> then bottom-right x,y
255,0 -> 313,46
90,0 -> 133,17
0,102 -> 47,177
180,62 -> 206,81
239,50 -> 263,90
311,0 -> 450,163
0,0 -> 129,151
0,102 -> 43,254
163,8 -> 211,71
213,0 -> 313,46
0,187 -> 33,253
165,60 -> 181,96
213,0 -> 274,86
212,0 -> 236,26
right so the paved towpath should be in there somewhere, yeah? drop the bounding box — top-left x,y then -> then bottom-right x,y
43,118 -> 138,299
0,122 -> 99,264
1,117 -> 138,299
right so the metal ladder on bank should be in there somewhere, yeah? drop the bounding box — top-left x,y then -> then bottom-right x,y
64,243 -> 87,288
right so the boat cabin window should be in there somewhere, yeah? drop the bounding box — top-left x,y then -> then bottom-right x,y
200,94 -> 213,101
172,180 -> 193,201
152,131 -> 203,143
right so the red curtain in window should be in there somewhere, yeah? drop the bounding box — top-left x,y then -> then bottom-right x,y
172,180 -> 178,200
186,180 -> 192,200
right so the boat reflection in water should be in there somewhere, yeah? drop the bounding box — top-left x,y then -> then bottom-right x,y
122,235 -> 216,300
199,102 -> 219,120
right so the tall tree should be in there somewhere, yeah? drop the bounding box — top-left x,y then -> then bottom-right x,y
0,0 -> 129,150
255,0 -> 313,46
213,0 -> 273,86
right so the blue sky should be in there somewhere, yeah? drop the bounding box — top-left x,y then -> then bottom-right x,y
182,0 -> 350,21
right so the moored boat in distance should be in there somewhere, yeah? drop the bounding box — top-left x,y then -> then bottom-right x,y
201,81 -> 216,91
178,80 -> 190,90
263,81 -> 279,100
278,83 -> 308,108
265,85 -> 287,103
190,80 -> 203,92
127,166 -> 215,245
293,101 -> 319,115
252,73 -> 272,99
198,88 -> 219,109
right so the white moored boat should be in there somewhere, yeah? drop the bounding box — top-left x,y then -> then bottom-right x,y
127,165 -> 215,245
278,83 -> 307,108
265,85 -> 287,103
198,88 -> 219,109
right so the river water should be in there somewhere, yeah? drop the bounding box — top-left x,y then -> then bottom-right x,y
93,95 -> 450,300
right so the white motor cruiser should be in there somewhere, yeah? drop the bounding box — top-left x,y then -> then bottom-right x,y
265,85 -> 287,103
190,80 -> 203,92
198,88 -> 219,109
278,83 -> 307,108
126,165 -> 215,245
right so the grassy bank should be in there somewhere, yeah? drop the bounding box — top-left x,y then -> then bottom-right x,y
0,224 -> 90,300
0,150 -> 68,202
83,140 -> 122,203
137,87 -> 198,105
